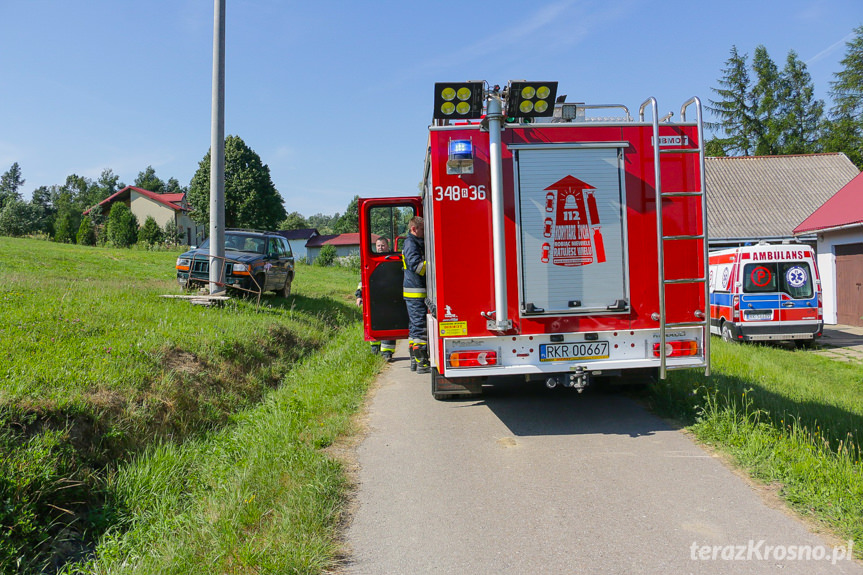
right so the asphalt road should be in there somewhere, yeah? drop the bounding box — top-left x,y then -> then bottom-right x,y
344,342 -> 862,575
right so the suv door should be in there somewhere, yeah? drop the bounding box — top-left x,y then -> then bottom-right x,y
359,197 -> 423,341
265,236 -> 287,290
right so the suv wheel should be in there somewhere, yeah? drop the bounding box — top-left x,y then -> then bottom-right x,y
254,273 -> 266,294
280,278 -> 292,298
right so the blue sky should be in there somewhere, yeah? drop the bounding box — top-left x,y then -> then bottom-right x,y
1,1 -> 861,218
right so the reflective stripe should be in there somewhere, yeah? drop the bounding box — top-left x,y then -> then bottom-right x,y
370,342 -> 381,347
403,287 -> 427,298
416,261 -> 426,276
381,345 -> 396,353
413,340 -> 428,346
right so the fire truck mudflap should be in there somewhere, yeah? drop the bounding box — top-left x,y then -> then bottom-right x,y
361,81 -> 710,400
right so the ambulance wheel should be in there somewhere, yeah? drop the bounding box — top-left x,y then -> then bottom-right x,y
721,323 -> 735,343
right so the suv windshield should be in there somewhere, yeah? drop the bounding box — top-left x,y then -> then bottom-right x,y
199,233 -> 267,254
742,262 -> 813,299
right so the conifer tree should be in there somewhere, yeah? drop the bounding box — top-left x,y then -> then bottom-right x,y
708,46 -> 755,156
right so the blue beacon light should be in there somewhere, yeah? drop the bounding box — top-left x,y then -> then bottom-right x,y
449,139 -> 473,159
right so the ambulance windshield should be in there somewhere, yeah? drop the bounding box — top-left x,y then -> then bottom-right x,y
742,262 -> 813,299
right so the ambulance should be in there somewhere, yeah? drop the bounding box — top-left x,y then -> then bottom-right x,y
359,80 -> 710,399
708,244 -> 823,345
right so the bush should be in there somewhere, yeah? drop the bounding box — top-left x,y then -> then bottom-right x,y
163,220 -> 182,246
138,216 -> 163,246
53,207 -> 80,244
339,252 -> 361,271
0,200 -> 42,237
106,204 -> 138,248
315,244 -> 337,267
76,216 -> 97,246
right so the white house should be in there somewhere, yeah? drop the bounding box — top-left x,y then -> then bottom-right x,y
306,233 -> 361,263
795,171 -> 863,326
274,228 -> 319,261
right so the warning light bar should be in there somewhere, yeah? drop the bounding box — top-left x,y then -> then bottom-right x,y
448,350 -> 498,368
506,81 -> 558,118
652,340 -> 699,357
433,82 -> 485,120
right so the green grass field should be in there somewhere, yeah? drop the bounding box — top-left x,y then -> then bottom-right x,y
649,340 -> 863,556
3,235 -> 862,571
0,237 -> 379,574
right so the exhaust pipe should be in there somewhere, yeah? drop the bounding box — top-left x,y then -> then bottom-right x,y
546,377 -> 559,389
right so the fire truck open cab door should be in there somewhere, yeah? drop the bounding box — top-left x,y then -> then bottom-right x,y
358,197 -> 423,342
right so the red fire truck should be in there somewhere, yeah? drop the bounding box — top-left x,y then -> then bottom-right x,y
359,81 -> 710,399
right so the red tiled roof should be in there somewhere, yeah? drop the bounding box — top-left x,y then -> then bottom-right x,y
83,186 -> 188,215
306,233 -> 361,247
794,171 -> 863,234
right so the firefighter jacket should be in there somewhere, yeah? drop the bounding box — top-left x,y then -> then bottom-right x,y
402,232 -> 426,299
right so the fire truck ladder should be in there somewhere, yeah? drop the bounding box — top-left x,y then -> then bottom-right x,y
640,97 -> 710,379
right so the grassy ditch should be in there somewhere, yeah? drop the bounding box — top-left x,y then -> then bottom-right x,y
0,237 -> 376,574
649,340 -> 863,555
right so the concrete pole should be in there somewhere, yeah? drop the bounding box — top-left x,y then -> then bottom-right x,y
209,0 -> 226,294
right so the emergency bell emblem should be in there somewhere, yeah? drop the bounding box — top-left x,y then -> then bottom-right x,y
543,175 -> 605,267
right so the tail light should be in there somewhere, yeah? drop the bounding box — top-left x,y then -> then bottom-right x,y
817,292 -> 823,318
732,295 -> 740,321
448,350 -> 497,368
653,340 -> 698,357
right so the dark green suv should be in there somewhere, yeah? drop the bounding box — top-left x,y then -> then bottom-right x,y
176,230 -> 295,297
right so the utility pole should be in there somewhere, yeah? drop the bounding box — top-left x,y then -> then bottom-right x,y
209,0 -> 226,294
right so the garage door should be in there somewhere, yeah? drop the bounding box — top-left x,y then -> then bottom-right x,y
835,242 -> 863,327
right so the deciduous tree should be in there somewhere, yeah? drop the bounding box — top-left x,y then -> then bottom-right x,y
135,166 -> 166,194
280,211 -> 309,230
187,135 -> 287,230
333,195 -> 359,233
0,200 -> 41,237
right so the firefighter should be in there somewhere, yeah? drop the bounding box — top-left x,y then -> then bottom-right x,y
402,216 -> 429,374
355,237 -> 396,361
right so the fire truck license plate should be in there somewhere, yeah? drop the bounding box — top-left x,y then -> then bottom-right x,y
539,342 -> 609,362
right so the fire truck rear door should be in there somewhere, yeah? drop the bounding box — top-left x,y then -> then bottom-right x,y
512,145 -> 629,316
359,197 -> 423,340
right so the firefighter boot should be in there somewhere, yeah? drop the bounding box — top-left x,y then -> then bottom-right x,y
415,345 -> 431,375
370,341 -> 381,355
409,343 -> 417,371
